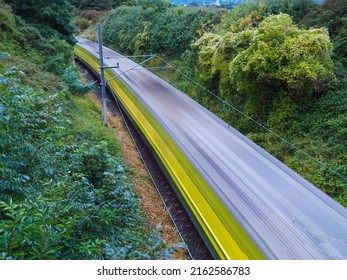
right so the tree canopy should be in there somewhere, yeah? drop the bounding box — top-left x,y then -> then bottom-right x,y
4,0 -> 75,43
103,5 -> 221,56
194,13 -> 334,120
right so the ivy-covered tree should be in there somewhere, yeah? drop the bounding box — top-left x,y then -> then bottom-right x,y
229,14 -> 334,120
194,13 -> 334,127
4,0 -> 75,43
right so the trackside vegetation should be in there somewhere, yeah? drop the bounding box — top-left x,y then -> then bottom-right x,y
0,1 -> 175,259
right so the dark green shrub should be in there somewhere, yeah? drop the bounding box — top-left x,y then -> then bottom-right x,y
61,66 -> 94,95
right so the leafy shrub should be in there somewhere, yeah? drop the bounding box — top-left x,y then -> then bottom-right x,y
0,2 -> 16,33
61,66 -> 94,95
41,39 -> 73,74
17,25 -> 42,45
0,198 -> 77,260
4,0 -> 76,44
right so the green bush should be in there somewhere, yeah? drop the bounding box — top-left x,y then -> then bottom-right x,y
0,2 -> 16,33
61,66 -> 94,95
4,0 -> 76,44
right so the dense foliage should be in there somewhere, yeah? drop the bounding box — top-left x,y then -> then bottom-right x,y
0,2 -> 77,77
70,0 -> 136,10
195,13 -> 334,122
302,0 -> 347,66
98,0 -> 346,206
0,2 -> 174,259
103,3 -> 223,56
3,0 -> 76,44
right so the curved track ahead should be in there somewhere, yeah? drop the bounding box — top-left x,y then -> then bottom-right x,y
75,37 -> 347,260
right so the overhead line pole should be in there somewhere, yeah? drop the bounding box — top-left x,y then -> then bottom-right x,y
97,23 -> 108,126
97,23 -> 120,126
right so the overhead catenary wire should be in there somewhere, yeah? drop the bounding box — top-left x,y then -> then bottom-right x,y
106,54 -> 156,83
105,54 -> 156,59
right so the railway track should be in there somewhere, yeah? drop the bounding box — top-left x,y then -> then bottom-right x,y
74,37 -> 347,260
